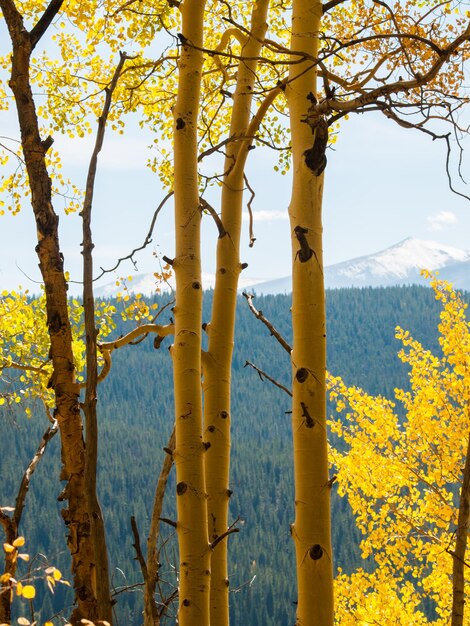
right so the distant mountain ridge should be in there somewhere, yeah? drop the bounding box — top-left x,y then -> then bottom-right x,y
95,238 -> 470,297
247,238 -> 470,294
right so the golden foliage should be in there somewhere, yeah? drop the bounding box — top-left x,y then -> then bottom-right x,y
330,276 -> 470,623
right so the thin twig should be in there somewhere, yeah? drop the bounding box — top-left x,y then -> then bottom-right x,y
243,174 -> 256,248
130,516 -> 149,581
210,517 -> 241,550
90,191 -> 174,282
200,197 -> 226,237
244,360 -> 292,397
242,292 -> 292,354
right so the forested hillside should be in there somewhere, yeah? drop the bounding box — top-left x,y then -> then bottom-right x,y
1,285 -> 459,625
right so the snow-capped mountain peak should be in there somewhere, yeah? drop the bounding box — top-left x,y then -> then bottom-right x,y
244,238 -> 470,294
334,237 -> 470,282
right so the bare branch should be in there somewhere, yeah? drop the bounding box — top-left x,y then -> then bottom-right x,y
443,134 -> 470,203
89,323 -> 174,388
244,360 -> 292,397
198,136 -> 239,162
200,197 -> 226,238
13,418 -> 59,527
145,427 -> 176,624
99,323 -> 174,353
158,589 -> 179,619
210,518 -> 240,551
91,191 -> 174,282
159,517 -> 177,529
130,515 -> 150,583
30,0 -> 64,49
1,413 -> 58,622
243,174 -> 256,248
322,0 -> 348,13
242,292 -> 292,354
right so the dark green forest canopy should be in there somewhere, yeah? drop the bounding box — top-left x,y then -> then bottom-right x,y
1,285 -> 462,625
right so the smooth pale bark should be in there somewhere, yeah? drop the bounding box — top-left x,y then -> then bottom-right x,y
203,2 -> 270,623
286,1 -> 334,624
1,3 -> 100,623
171,1 -> 210,624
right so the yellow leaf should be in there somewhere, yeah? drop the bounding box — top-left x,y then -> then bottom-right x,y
13,536 -> 25,547
21,584 -> 36,599
3,543 -> 14,553
53,568 -> 62,580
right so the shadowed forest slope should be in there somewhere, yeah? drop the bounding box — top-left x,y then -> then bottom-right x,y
1,285 -> 459,625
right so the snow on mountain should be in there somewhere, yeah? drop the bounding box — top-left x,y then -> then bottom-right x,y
245,238 -> 470,294
95,238 -> 470,297
325,237 -> 470,289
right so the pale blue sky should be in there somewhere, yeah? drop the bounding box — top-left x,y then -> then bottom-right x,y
1,20 -> 469,295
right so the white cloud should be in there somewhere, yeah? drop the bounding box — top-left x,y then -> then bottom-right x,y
242,210 -> 288,222
427,210 -> 458,232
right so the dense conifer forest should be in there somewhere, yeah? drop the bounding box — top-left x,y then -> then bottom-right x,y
1,285 -> 463,625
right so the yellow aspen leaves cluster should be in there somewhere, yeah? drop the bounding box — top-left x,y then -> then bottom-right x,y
2,535 -> 70,621
0,289 -> 155,411
1,0 -> 467,204
3,536 -> 29,566
329,276 -> 470,624
2,0 -> 470,624
2,537 -> 37,601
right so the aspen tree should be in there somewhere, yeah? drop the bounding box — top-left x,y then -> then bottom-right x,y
171,0 -> 211,624
285,1 -> 333,624
203,1 -> 272,622
0,1 -> 102,622
2,1 -> 470,624
282,2 -> 470,623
